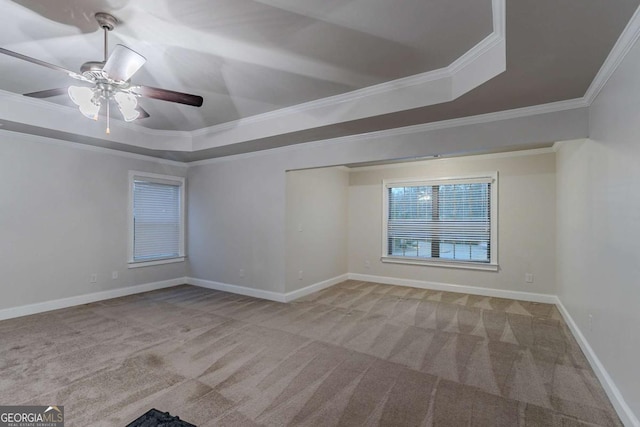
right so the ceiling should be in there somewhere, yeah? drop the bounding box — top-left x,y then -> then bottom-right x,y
0,0 -> 638,161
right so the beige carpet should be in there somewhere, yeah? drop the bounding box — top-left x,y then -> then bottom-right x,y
0,281 -> 621,426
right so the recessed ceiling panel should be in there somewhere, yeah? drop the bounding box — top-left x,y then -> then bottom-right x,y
1,0 -> 493,131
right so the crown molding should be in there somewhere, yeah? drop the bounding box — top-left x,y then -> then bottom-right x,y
449,33 -> 502,75
0,89 -> 191,140
187,97 -> 587,166
0,0 -> 505,150
491,0 -> 506,35
191,0 -> 506,148
584,4 -> 640,105
190,68 -> 453,139
551,139 -> 589,152
279,0 -> 639,149
0,0 -> 523,157
4,0 -> 639,162
0,89 -> 193,151
300,97 -> 587,147
449,0 -> 504,75
0,128 -> 188,167
3,96 -> 585,169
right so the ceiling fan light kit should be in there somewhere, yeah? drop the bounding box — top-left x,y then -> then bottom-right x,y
0,12 -> 203,134
114,92 -> 141,122
68,85 -> 100,119
67,12 -> 146,134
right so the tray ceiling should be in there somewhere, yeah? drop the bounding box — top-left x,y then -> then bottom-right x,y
0,0 -> 638,161
0,0 -> 491,131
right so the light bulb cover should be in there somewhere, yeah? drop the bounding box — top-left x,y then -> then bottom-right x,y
68,86 -> 100,119
114,91 -> 140,122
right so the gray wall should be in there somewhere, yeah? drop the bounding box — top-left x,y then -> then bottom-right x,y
349,151 -> 556,294
187,108 -> 586,292
286,167 -> 349,292
0,132 -> 188,310
556,33 -> 640,419
187,154 -> 288,293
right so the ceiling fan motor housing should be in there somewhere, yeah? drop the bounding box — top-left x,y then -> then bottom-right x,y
80,61 -> 106,77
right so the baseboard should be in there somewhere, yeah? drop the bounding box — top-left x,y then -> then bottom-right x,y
0,277 -> 186,321
554,298 -> 639,427
186,277 -> 287,302
187,273 -> 557,305
347,273 -> 557,304
1,272 -> 634,424
284,273 -> 349,302
347,273 -> 636,424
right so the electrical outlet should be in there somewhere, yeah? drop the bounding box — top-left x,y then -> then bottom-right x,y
298,270 -> 303,280
525,273 -> 534,283
112,271 -> 118,280
588,313 -> 594,332
364,260 -> 371,269
298,224 -> 303,232
239,269 -> 245,278
90,273 -> 98,283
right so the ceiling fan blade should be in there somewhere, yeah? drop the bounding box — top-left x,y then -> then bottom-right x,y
130,85 -> 203,107
23,88 -> 68,98
103,44 -> 146,82
136,106 -> 150,119
0,47 -> 88,82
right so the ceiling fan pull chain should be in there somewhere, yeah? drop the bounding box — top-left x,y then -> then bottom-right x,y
106,99 -> 110,134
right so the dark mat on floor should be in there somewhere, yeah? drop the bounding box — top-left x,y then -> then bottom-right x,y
126,408 -> 196,427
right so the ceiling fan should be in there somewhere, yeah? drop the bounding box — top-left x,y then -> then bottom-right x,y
0,12 -> 203,134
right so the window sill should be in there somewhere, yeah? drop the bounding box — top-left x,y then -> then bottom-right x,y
381,256 -> 498,271
128,256 -> 185,269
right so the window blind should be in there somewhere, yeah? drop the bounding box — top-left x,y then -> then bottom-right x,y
387,180 -> 492,263
132,179 -> 182,262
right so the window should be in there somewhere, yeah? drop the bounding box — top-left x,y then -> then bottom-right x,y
382,173 -> 497,270
128,171 -> 185,268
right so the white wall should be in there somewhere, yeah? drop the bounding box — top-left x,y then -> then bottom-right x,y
286,167 -> 348,292
0,132 -> 188,310
556,31 -> 640,422
348,151 -> 556,294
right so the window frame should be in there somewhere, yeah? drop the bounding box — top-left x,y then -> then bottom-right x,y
128,171 -> 186,268
381,172 -> 498,271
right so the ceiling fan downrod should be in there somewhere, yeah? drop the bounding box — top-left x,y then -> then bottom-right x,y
94,13 -> 117,62
94,13 -> 118,134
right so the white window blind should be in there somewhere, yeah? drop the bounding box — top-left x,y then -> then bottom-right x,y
384,175 -> 496,266
130,173 -> 184,264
